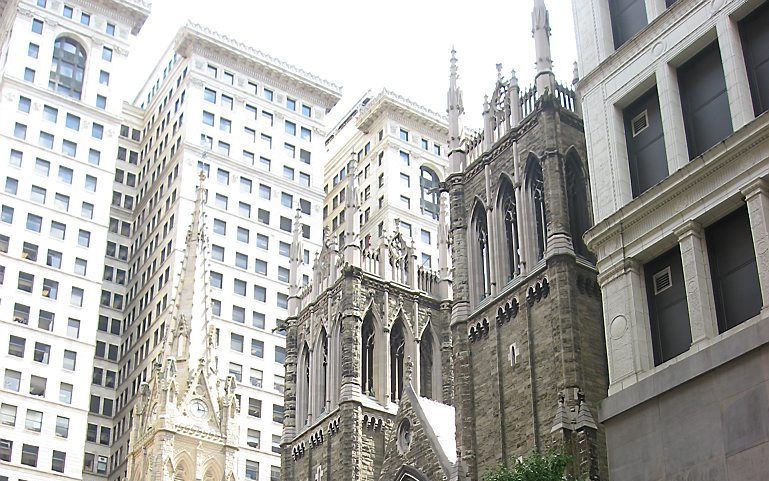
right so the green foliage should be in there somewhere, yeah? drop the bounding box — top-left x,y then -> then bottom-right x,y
482,450 -> 581,481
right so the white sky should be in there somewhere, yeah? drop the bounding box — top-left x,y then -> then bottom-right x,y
125,0 -> 578,129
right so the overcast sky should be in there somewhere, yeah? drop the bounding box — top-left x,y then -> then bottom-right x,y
125,0 -> 578,129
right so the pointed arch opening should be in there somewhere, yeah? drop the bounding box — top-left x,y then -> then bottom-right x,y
49,37 -> 87,100
390,318 -> 407,402
297,343 -> 310,427
471,201 -> 492,303
497,176 -> 521,282
361,313 -> 376,397
315,328 -> 329,416
565,151 -> 592,259
419,323 -> 440,400
526,157 -> 547,261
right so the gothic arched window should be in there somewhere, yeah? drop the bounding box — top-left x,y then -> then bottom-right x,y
472,202 -> 491,301
420,167 -> 440,220
565,153 -> 592,259
49,37 -> 87,100
317,329 -> 329,415
419,325 -> 435,399
497,178 -> 520,281
390,319 -> 406,401
527,159 -> 547,261
299,343 -> 310,426
361,315 -> 375,397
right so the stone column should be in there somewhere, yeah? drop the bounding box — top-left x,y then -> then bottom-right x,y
717,15 -> 755,131
675,221 -> 719,344
656,63 -> 690,171
742,179 -> 769,311
600,259 -> 654,395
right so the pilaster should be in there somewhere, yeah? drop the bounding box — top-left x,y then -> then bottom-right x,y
656,63 -> 689,171
717,15 -> 755,131
742,179 -> 769,311
675,221 -> 719,344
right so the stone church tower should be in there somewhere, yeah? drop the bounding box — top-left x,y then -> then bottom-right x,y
447,0 -> 607,478
283,1 -> 608,480
127,174 -> 240,481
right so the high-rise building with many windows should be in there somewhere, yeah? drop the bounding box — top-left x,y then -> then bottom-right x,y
0,1 -> 341,480
573,0 -> 769,478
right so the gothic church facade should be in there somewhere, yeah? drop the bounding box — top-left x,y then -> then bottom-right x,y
281,1 -> 608,480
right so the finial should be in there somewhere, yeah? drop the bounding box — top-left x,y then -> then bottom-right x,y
572,61 -> 580,85
496,63 -> 503,81
450,48 -> 458,77
198,170 -> 207,182
510,68 -> 519,88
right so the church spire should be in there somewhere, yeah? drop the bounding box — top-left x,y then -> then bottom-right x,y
343,152 -> 361,268
288,207 -> 304,318
164,171 -> 215,386
447,48 -> 466,174
532,0 -> 555,94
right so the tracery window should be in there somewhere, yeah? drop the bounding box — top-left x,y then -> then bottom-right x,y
498,179 -> 520,280
472,203 -> 491,300
419,167 -> 440,220
565,154 -> 591,258
361,315 -> 375,396
390,320 -> 406,401
527,160 -> 547,261
299,344 -> 310,426
419,326 -> 435,399
317,330 -> 328,415
49,37 -> 86,100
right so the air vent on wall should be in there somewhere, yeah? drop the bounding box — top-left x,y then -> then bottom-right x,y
631,110 -> 649,137
652,266 -> 672,295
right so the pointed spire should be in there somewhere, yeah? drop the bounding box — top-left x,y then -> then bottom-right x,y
482,94 -> 494,150
447,48 -> 466,174
509,68 -> 523,127
572,61 -> 580,86
288,207 -> 304,317
343,152 -> 361,268
532,0 -> 555,94
164,171 -> 214,387
437,192 -> 452,301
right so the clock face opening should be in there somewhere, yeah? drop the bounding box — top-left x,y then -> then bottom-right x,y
189,399 -> 209,419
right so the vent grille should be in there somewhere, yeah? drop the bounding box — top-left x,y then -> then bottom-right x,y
631,110 -> 649,137
652,267 -> 672,295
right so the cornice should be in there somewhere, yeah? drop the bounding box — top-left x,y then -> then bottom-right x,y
176,22 -> 342,109
356,89 -> 448,135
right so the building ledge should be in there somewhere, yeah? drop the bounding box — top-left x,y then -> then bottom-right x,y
599,311 -> 769,422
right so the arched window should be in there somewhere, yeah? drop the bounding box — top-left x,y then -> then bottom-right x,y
361,315 -> 375,396
472,202 -> 491,301
316,329 -> 329,415
497,178 -> 520,281
419,325 -> 435,399
565,153 -> 592,258
49,37 -> 87,100
527,159 -> 547,261
420,167 -> 440,220
390,319 -> 406,401
298,343 -> 310,426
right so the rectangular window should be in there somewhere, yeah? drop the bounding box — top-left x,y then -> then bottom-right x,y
0,404 -> 16,426
706,207 -> 762,332
253,312 -> 266,329
63,5 -> 73,17
608,0 -> 648,49
273,404 -> 284,423
248,398 -> 262,417
102,47 -> 113,62
740,2 -> 769,116
80,12 -> 90,25
399,128 -> 409,141
251,339 -> 264,357
25,409 -> 42,432
247,429 -> 261,448
32,18 -> 43,33
645,246 -> 691,365
254,285 -> 267,302
285,120 -> 296,136
678,42 -> 733,159
21,443 -> 38,467
52,450 -> 66,473
624,87 -> 668,197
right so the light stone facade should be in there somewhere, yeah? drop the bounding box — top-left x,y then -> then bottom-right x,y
573,0 -> 769,479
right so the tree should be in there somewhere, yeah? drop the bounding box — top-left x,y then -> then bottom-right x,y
482,450 -> 583,481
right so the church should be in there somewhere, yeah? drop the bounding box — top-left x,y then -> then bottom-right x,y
280,1 -> 609,480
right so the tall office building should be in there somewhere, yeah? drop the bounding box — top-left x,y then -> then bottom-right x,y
0,2 -> 342,479
0,1 -> 149,480
323,89 -> 449,275
573,0 -> 769,479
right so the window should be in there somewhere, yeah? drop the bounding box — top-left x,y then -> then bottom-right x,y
255,259 -> 267,275
63,350 -> 76,370
85,175 -> 97,191
202,111 -> 214,126
49,37 -> 87,99
0,404 -> 16,426
275,346 -> 286,364
264,88 -> 273,101
10,149 -> 23,167
399,128 -> 409,141
706,207 -> 762,333
221,94 -> 233,110
285,120 -> 296,136
246,460 -> 259,480
29,375 -> 46,396
214,219 -> 226,235
52,450 -> 66,473
63,5 -> 73,17
608,0 -> 648,49
279,241 -> 290,257
99,70 -> 110,85
237,227 -> 249,243
62,139 -> 77,157
272,434 -> 282,453
220,117 -> 232,132
299,172 -> 310,187
70,286 -> 84,306
67,318 -> 80,337
25,409 -> 43,432
54,416 -> 68,437
18,272 -> 34,292
645,246 -> 691,365
258,209 -> 270,225
32,18 -> 44,33
211,271 -> 223,289
254,285 -> 266,302
4,370 -> 21,391
678,42 -> 733,159
33,342 -> 50,364
59,383 -> 73,403
234,278 -> 247,296
14,122 -> 27,139
102,46 -> 112,61
251,339 -> 264,357
283,166 -> 295,180
231,333 -> 244,352
21,444 -> 38,467
278,266 -> 289,283
25,67 -> 36,81
18,96 -> 31,112
253,312 -> 265,329
284,142 -> 295,158
259,184 -> 271,200
106,23 -> 115,35
204,88 -> 216,103
248,398 -> 262,417
272,404 -> 284,423
1,205 -> 13,223
256,234 -> 269,249
740,2 -> 769,116
42,278 -> 58,298
4,177 -> 17,194
80,12 -> 90,24
22,242 -> 38,260
8,336 -> 25,357
0,440 -> 10,462
247,429 -> 260,448
50,221 -> 66,239
35,158 -> 51,175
